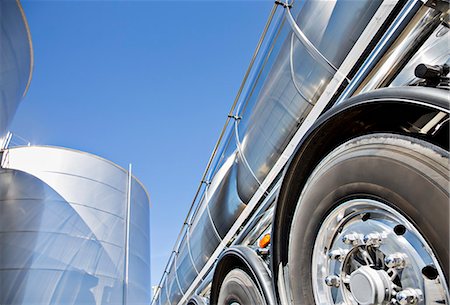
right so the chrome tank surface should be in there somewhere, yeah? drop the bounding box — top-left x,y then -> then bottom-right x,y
358,4 -> 445,92
0,146 -> 150,305
391,22 -> 450,87
0,0 -> 33,138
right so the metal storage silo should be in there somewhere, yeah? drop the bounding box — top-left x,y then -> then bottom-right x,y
0,145 -> 150,305
0,0 -> 33,141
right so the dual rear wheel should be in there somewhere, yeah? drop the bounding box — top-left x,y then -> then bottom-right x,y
216,133 -> 448,305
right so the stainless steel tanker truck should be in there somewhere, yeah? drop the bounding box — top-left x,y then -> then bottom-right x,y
152,0 -> 449,304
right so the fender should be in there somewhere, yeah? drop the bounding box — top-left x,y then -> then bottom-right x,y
271,86 -> 449,303
209,245 -> 276,305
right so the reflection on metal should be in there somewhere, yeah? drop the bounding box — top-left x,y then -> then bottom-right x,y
335,0 -> 428,104
289,33 -> 314,106
234,183 -> 280,247
0,0 -> 34,139
233,119 -> 262,187
358,4 -> 444,92
0,146 -> 150,305
284,4 -> 340,77
391,23 -> 450,87
419,112 -> 448,134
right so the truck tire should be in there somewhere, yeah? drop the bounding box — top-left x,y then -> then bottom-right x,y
217,268 -> 266,305
187,295 -> 207,305
287,133 -> 449,304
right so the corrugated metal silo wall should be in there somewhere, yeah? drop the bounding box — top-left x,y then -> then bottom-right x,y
0,0 -> 33,138
0,146 -> 150,305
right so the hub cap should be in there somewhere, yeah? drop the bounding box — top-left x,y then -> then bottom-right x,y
312,199 -> 448,305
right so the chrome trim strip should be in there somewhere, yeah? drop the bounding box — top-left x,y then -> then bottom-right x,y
420,112 -> 448,134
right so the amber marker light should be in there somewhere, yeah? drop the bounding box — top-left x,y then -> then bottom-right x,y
259,234 -> 271,248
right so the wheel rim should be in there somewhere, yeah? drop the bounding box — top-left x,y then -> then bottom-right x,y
312,199 -> 449,305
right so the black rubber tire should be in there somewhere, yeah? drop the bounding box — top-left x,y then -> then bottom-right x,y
217,268 -> 266,305
187,295 -> 207,305
287,133 -> 449,304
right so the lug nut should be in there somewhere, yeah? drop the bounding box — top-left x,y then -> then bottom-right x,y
325,275 -> 341,288
385,253 -> 407,269
396,288 -> 422,305
328,248 -> 348,261
364,232 -> 383,247
342,233 -> 363,246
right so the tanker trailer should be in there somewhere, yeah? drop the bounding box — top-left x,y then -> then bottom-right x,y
152,0 -> 449,304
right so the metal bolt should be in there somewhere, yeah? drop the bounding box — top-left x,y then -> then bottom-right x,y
342,233 -> 363,246
325,275 -> 341,288
364,232 -> 383,247
328,248 -> 348,261
396,288 -> 422,305
385,253 -> 407,269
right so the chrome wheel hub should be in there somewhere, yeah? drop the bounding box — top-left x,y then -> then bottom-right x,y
349,266 -> 392,305
312,199 -> 448,305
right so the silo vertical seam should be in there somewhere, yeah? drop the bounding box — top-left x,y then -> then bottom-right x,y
123,163 -> 132,305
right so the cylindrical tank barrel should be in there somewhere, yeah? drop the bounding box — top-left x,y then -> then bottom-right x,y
0,146 -> 150,305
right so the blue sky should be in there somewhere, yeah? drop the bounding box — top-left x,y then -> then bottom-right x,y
14,0 -> 273,288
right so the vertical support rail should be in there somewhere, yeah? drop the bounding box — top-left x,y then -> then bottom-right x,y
123,163 -> 132,305
1,132 -> 13,150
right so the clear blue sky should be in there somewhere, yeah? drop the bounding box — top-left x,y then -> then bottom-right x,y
14,0 -> 274,288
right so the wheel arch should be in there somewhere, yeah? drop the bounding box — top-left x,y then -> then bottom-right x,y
209,245 -> 276,305
271,86 -> 449,302
187,295 -> 207,305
